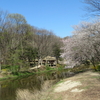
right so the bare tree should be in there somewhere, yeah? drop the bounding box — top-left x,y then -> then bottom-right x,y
83,0 -> 100,16
33,29 -> 62,65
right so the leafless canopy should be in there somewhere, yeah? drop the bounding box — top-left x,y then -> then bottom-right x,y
84,0 -> 100,16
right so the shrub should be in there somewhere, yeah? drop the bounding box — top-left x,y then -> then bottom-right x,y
97,64 -> 100,71
1,65 -> 10,69
10,65 -> 20,73
45,65 -> 52,70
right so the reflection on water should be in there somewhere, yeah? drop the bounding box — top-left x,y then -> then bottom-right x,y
0,74 -> 42,100
0,71 -> 73,100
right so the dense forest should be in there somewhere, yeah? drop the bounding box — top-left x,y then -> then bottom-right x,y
0,10 -> 63,72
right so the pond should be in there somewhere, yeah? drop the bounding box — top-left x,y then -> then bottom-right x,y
0,70 -> 74,100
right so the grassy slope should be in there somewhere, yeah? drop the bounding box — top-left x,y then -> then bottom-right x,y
49,71 -> 100,100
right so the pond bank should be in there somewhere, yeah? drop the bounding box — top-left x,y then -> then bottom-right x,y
16,71 -> 100,100
0,66 -> 66,81
0,66 -> 98,100
0,65 -> 90,82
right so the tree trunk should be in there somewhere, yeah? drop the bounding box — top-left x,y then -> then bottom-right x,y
91,58 -> 97,71
0,62 -> 1,72
0,51 -> 2,72
56,57 -> 59,64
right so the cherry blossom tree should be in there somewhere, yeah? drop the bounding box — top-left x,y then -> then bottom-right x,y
62,20 -> 100,70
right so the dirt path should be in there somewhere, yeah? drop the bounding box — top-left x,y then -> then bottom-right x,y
50,71 -> 100,100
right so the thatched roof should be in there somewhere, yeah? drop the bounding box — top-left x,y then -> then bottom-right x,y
43,56 -> 56,60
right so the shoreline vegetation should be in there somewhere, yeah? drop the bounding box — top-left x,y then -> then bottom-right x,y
0,63 -> 100,82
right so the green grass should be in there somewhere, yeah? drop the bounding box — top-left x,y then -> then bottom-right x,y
90,76 -> 100,79
81,86 -> 91,89
55,80 -> 64,85
0,71 -> 35,81
0,75 -> 18,81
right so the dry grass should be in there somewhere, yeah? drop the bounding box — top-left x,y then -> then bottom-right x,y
54,80 -> 82,92
52,71 -> 100,100
16,80 -> 54,100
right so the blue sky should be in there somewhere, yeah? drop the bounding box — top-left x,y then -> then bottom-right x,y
0,0 -> 87,38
